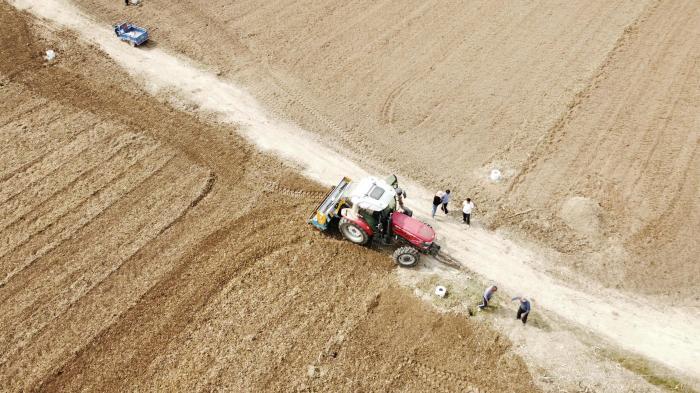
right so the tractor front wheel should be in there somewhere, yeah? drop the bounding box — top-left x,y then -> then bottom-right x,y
339,218 -> 369,245
393,246 -> 419,267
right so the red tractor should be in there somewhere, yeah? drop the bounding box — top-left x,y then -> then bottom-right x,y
309,176 -> 440,267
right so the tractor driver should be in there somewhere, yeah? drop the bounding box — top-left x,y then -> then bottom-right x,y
396,190 -> 413,217
375,207 -> 393,244
389,175 -> 413,217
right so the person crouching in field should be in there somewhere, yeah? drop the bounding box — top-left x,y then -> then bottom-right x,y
478,285 -> 497,310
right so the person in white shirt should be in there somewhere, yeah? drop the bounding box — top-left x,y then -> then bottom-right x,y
462,198 -> 475,226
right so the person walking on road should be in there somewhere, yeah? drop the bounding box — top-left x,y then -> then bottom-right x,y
462,198 -> 475,226
441,190 -> 451,214
478,285 -> 497,309
512,296 -> 531,324
432,191 -> 444,218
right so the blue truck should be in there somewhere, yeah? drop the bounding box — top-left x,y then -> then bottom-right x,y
113,22 -> 149,47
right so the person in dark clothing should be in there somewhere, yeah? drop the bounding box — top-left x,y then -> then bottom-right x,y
512,297 -> 531,324
441,190 -> 451,213
125,0 -> 129,5
431,191 -> 444,218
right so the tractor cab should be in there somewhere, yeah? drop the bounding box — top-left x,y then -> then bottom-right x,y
347,176 -> 396,212
343,177 -> 397,233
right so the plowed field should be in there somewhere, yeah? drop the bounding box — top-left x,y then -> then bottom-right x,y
0,4 -> 536,392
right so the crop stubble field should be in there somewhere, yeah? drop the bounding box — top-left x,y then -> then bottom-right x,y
0,4 -> 537,391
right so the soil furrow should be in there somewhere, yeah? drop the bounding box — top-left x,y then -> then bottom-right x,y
0,180 -> 250,392
0,126 -> 127,232
0,158 -> 207,371
0,133 -> 158,262
0,122 -> 112,204
0,114 -> 99,183
0,150 -> 174,289
37,200 -> 293,391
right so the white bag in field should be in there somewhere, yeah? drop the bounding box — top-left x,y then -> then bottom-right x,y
434,285 -> 447,298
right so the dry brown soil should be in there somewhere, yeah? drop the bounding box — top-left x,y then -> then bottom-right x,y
0,4 -> 537,391
70,0 -> 700,300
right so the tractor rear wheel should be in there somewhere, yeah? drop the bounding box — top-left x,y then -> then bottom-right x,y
339,218 -> 369,245
393,246 -> 419,267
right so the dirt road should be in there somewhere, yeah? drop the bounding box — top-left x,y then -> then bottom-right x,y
0,3 -> 536,392
10,0 -> 698,387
